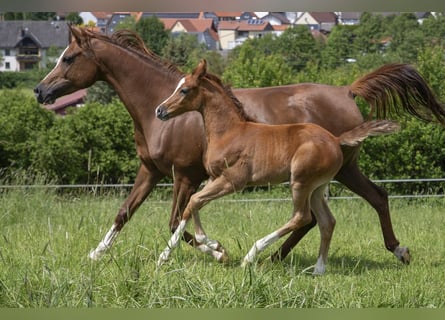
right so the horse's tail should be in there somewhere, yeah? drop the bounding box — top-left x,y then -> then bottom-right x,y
338,120 -> 400,147
350,63 -> 445,126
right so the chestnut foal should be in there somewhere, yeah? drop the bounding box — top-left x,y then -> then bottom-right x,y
155,60 -> 400,274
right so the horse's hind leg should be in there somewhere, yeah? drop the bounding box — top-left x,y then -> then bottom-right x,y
335,158 -> 410,264
310,185 -> 336,275
89,164 -> 163,260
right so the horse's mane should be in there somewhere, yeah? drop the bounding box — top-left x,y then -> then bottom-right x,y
203,73 -> 254,122
80,27 -> 183,76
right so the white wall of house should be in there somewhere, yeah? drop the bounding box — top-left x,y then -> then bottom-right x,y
1,49 -> 20,71
218,29 -> 237,50
79,12 -> 98,25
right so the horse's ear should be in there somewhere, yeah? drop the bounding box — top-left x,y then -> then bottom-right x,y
68,24 -> 84,47
193,59 -> 207,80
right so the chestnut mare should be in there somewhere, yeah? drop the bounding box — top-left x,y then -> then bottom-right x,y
155,59 -> 401,272
34,26 -> 444,264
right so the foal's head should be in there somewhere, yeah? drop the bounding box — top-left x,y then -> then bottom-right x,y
156,59 -> 208,121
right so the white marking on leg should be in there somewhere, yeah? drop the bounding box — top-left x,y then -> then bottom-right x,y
41,46 -> 69,82
157,219 -> 187,266
313,256 -> 326,275
242,231 -> 280,267
196,244 -> 225,261
89,224 -> 120,260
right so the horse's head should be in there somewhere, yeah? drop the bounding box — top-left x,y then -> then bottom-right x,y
34,25 -> 101,104
155,59 -> 207,121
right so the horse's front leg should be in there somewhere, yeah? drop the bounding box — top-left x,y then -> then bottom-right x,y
89,164 -> 163,260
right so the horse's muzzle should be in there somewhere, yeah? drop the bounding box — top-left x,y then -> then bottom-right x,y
155,105 -> 170,121
34,84 -> 55,104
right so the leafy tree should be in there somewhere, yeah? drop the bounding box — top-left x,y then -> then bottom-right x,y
384,13 -> 423,63
114,16 -> 137,31
353,12 -> 384,55
222,42 -> 293,88
65,12 -> 83,25
3,12 -> 56,20
420,14 -> 445,47
275,25 -> 321,72
416,45 -> 445,101
163,33 -> 206,71
85,81 -> 118,105
36,100 -> 138,184
0,90 -> 54,172
135,16 -> 170,55
321,25 -> 355,69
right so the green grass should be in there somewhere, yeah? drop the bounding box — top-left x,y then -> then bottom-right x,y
0,186 -> 444,307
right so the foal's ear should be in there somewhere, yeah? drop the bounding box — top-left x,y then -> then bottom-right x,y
193,59 -> 207,80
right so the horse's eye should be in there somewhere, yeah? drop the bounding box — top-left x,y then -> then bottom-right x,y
62,55 -> 74,64
180,88 -> 189,95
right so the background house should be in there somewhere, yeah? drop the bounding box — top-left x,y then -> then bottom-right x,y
0,21 -> 70,71
295,12 -> 338,32
218,19 -> 274,50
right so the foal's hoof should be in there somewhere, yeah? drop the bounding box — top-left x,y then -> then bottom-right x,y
216,248 -> 230,264
394,246 -> 410,265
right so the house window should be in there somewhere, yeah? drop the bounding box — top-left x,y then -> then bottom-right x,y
5,62 -> 10,69
5,49 -> 10,56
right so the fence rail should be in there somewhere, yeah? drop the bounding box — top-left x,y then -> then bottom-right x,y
1,178 -> 444,201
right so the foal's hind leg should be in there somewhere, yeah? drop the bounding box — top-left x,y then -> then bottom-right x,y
310,185 -> 336,275
242,183 -> 313,266
270,212 -> 317,262
89,164 -> 163,260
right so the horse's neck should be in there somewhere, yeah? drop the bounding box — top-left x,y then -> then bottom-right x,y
201,89 -> 245,138
95,41 -> 181,122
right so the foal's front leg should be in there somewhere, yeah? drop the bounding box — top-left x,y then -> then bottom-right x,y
157,176 -> 236,266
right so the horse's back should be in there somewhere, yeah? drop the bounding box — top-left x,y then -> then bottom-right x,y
234,83 -> 364,136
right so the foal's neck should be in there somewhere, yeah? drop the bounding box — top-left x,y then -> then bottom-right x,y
200,85 -> 247,138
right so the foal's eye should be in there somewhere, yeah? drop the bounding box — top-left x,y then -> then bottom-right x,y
62,55 -> 74,64
180,88 -> 189,95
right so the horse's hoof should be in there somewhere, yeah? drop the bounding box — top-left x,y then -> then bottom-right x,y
394,246 -> 410,265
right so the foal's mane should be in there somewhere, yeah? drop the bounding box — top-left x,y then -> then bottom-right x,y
203,73 -> 254,122
80,27 -> 183,77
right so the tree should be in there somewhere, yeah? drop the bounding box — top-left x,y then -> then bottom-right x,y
135,16 -> 170,55
162,33 -> 207,72
275,25 -> 321,72
353,12 -> 384,55
321,25 -> 355,69
222,41 -> 293,88
416,45 -> 445,101
420,14 -> 445,47
65,12 -> 83,25
85,81 -> 118,105
384,13 -> 423,63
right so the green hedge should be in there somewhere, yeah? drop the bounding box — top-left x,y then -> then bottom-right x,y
0,88 -> 443,195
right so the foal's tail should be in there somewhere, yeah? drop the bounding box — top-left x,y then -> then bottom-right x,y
350,63 -> 445,126
339,120 -> 401,147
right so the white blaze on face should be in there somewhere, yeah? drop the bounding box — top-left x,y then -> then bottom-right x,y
41,46 -> 69,82
160,77 -> 186,105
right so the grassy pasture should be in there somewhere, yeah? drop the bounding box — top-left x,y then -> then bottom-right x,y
0,185 -> 444,308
